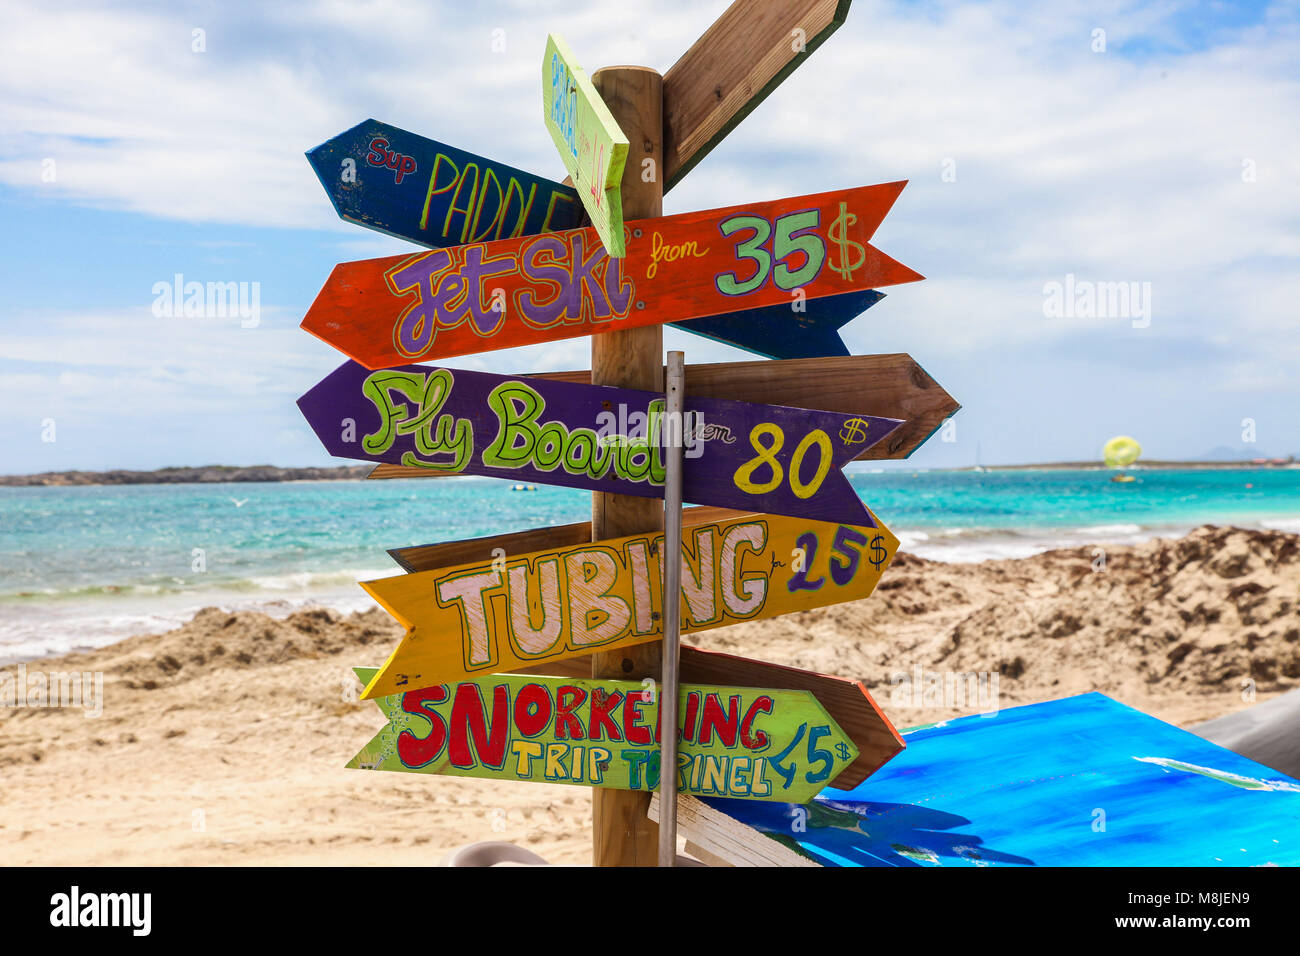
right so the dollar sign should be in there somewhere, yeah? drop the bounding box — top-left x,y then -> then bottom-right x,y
835,742 -> 852,761
869,534 -> 888,570
839,417 -> 871,444
828,201 -> 866,281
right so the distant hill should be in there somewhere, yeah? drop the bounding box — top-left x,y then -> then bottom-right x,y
0,465 -> 373,487
1198,445 -> 1279,461
7,456 -> 1295,487
948,457 -> 1295,472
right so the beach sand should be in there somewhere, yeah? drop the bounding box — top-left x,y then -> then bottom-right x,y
2,524 -> 1297,866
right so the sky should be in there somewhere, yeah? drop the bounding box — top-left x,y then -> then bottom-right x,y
1,0 -> 1297,474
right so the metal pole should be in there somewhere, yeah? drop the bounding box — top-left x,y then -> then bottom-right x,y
657,350 -> 685,867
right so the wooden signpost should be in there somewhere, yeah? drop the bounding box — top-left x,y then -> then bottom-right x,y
543,33 -> 629,256
385,514 -> 908,790
308,119 -> 885,359
357,509 -> 898,701
300,182 -> 921,369
347,668 -> 857,804
296,0 -> 957,867
298,360 -> 900,526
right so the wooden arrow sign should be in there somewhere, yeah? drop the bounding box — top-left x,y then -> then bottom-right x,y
388,506 -> 740,574
509,643 -> 905,791
307,119 -> 882,358
367,353 -> 961,481
300,182 -> 922,369
357,508 -> 899,700
685,288 -> 883,359
299,361 -> 899,526
543,33 -> 629,256
347,669 -> 857,803
663,0 -> 854,191
305,118 -> 584,246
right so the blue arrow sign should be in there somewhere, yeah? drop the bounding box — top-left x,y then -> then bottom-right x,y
306,118 -> 582,247
680,289 -> 884,359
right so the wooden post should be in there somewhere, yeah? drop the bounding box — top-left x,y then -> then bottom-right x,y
589,64 -> 664,867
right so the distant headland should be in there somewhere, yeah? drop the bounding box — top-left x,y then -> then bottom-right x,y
1,457 -> 1294,487
0,465 -> 373,487
949,457 -> 1296,472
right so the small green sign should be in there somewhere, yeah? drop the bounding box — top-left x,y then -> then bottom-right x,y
542,33 -> 629,257
347,669 -> 857,802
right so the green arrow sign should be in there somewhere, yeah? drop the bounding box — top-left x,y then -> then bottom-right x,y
543,32 -> 629,256
347,669 -> 857,803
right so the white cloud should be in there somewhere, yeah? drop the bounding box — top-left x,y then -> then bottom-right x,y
5,0 -> 1296,284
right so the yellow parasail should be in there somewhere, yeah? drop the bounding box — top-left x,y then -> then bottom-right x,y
1103,435 -> 1141,468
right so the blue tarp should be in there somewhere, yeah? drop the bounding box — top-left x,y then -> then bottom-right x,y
702,693 -> 1300,866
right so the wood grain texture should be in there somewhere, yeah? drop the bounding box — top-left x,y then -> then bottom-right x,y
683,841 -> 733,867
512,644 -> 903,791
588,64 -> 664,868
648,792 -> 820,866
663,0 -> 852,191
680,353 -> 957,461
365,352 -> 960,483
671,646 -> 902,788
388,506 -> 738,572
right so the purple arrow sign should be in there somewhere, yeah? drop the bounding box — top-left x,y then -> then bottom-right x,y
298,361 -> 901,526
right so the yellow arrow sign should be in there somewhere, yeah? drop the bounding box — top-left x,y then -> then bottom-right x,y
360,509 -> 898,699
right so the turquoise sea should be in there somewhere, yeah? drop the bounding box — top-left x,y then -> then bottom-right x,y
1,466 -> 1297,664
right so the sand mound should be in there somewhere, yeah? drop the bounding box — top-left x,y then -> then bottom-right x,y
80,606 -> 404,691
695,524 -> 1300,725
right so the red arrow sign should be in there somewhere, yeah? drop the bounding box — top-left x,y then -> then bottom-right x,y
302,182 -> 921,369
